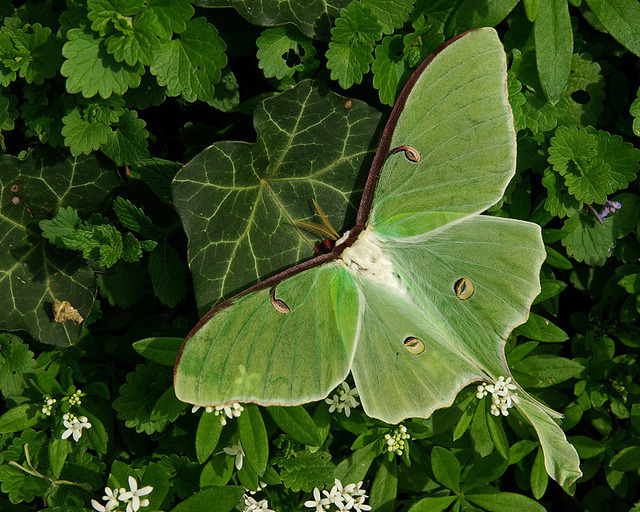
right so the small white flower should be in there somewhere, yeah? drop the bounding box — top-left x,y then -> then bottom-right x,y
305,487 -> 331,512
476,375 -> 519,416
385,425 -> 410,455
191,405 -> 214,413
325,382 -> 360,416
91,486 -> 120,512
242,494 -> 273,512
62,414 -> 91,442
352,495 -> 372,512
68,389 -> 84,406
223,441 -> 245,470
91,500 -> 108,512
323,479 -> 345,507
120,475 -> 153,512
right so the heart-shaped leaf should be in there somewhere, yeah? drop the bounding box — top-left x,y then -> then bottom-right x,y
172,80 -> 382,311
0,149 -> 120,346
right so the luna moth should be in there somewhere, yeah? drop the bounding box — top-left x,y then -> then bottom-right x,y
174,28 -> 581,486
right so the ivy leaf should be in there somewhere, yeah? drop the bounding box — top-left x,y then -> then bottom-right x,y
0,334 -> 36,399
172,80 -> 382,310
541,167 -> 581,218
0,150 -> 120,346
275,451 -> 335,492
561,215 -> 616,265
256,26 -> 316,80
372,35 -> 411,106
150,17 -> 227,102
326,2 -> 382,89
61,27 -> 144,98
149,0 -> 195,36
196,0 -> 347,41
361,0 -> 415,35
584,0 -> 640,56
112,363 -> 173,434
101,109 -> 150,165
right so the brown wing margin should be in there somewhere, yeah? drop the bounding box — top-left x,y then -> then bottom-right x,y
174,29 -> 478,373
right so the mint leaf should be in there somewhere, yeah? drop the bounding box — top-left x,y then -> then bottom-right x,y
149,0 -> 195,36
0,334 -> 36,398
631,87 -> 640,136
208,67 -> 240,113
21,83 -> 73,147
88,0 -> 162,66
95,224 -> 124,267
595,129 -> 640,193
39,206 -> 82,244
402,15 -> 444,68
276,451 -> 335,492
256,26 -> 316,80
561,216 -> 616,265
362,0 -> 415,35
150,17 -> 227,102
372,35 -> 411,106
101,109 -> 150,165
97,261 -> 148,307
61,27 -> 144,98
61,108 -> 112,156
113,197 -> 160,239
148,241 -> 187,307
326,2 -> 382,89
541,167 -> 581,218
0,92 -> 18,131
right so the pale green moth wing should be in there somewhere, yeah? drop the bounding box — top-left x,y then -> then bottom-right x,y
175,264 -> 359,405
369,28 -> 516,238
174,27 -> 581,486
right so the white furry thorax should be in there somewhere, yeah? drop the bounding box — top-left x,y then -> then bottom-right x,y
338,228 -> 406,294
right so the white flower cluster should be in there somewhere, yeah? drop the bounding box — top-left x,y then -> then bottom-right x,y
41,395 -> 56,416
384,425 -> 410,456
325,382 -> 360,417
91,476 -> 153,512
476,376 -> 519,416
62,413 -> 91,442
68,389 -> 84,406
242,494 -> 274,512
191,402 -> 244,425
305,479 -> 371,512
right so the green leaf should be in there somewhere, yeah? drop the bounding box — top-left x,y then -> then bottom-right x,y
326,2 -> 382,89
470,399 -> 493,458
533,278 -> 567,304
172,80 -> 381,310
97,261 -> 148,308
402,16 -> 444,68
372,35 -> 411,106
463,452 -> 509,492
267,406 -> 323,446
256,26 -> 316,80
609,445 -> 640,472
466,492 -> 546,512
534,0 -> 572,104
515,313 -> 568,342
61,108 -> 111,156
133,336 -> 183,365
618,273 -> 640,294
276,450 -> 335,491
61,28 -> 144,98
238,404 -> 269,476
523,0 -> 541,21
445,0 -> 519,34
513,355 -> 584,387
561,215 -> 616,266
148,241 -> 188,307
361,0 -> 415,34
101,109 -> 150,165
149,0 -> 195,36
0,334 -> 36,398
0,404 -> 40,433
541,168 -> 581,218
567,435 -> 605,459
169,486 -> 245,512
151,385 -> 187,422
369,458 -> 397,512
196,411 -> 224,464
407,496 -> 456,512
0,151 -> 119,346
486,413 -> 509,460
48,436 -> 69,479
0,91 -> 18,131
196,0 -> 346,40
584,0 -> 640,56
113,197 -> 159,239
200,453 -> 234,486
530,447 -> 548,499
430,446 -> 460,492
631,87 -> 640,136
150,17 -> 227,102
334,442 -> 377,485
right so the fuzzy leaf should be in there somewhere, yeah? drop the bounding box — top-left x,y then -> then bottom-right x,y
113,197 -> 160,239
584,0 -> 640,56
256,26 -> 316,80
561,215 -> 616,265
172,80 -> 381,310
541,167 -> 581,218
101,109 -> 150,165
61,108 -> 112,156
326,2 -> 382,89
362,0 -> 415,34
631,87 -> 640,136
150,17 -> 227,102
149,0 -> 195,36
61,28 -> 144,98
0,334 -> 36,398
372,35 -> 411,106
276,451 -> 335,492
